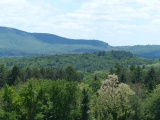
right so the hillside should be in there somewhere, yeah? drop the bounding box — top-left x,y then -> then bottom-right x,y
113,45 -> 160,58
0,51 -> 155,72
0,26 -> 160,58
0,26 -> 109,57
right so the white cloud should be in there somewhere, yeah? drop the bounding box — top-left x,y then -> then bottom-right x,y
0,0 -> 26,4
0,0 -> 56,32
55,0 -> 160,45
0,0 -> 160,45
58,22 -> 85,30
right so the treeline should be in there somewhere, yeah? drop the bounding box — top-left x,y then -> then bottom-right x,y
1,61 -> 159,93
110,63 -> 160,93
0,65 -> 83,88
1,51 -> 160,119
0,80 -> 84,120
1,73 -> 160,120
0,51 -> 154,72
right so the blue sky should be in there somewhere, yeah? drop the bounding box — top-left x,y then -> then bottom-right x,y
0,0 -> 160,46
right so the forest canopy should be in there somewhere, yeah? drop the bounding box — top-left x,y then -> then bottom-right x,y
0,51 -> 160,119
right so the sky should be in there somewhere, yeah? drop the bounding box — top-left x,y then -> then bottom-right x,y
0,0 -> 160,46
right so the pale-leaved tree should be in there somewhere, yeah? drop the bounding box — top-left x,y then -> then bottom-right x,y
91,74 -> 135,120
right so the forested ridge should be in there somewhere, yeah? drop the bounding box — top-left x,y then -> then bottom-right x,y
0,51 -> 155,72
1,26 -> 160,58
0,26 -> 108,57
0,51 -> 160,119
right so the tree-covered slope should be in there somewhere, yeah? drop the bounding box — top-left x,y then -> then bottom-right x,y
0,26 -> 109,57
0,51 -> 154,72
31,33 -> 108,47
0,26 -> 160,58
112,45 -> 160,58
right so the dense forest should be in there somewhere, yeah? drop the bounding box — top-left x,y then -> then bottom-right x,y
0,51 -> 156,72
0,51 -> 160,119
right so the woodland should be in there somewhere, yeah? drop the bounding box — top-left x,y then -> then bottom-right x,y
0,51 -> 160,120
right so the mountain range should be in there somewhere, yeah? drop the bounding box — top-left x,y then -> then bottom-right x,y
0,26 -> 160,58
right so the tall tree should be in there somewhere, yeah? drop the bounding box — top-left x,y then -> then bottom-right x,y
145,67 -> 156,91
135,66 -> 143,83
8,66 -> 21,85
0,64 -> 7,88
142,84 -> 160,120
96,74 -> 135,120
50,80 -> 81,120
65,66 -> 77,82
81,88 -> 90,120
2,85 -> 17,120
20,80 -> 45,120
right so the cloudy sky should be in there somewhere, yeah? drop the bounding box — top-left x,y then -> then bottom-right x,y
0,0 -> 160,46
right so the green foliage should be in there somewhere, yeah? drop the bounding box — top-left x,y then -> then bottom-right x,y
0,79 -> 84,120
0,51 -> 154,73
50,80 -> 81,120
0,64 -> 7,87
141,84 -> 160,120
81,88 -> 90,120
94,74 -> 135,120
1,71 -> 160,119
1,85 -> 17,120
1,49 -> 160,120
65,66 -> 78,82
145,67 -> 156,91
20,80 -> 45,120
114,45 -> 160,58
8,66 -> 21,86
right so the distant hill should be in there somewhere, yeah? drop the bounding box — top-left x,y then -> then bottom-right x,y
0,26 -> 109,57
113,45 -> 160,58
32,33 -> 107,47
0,26 -> 160,58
